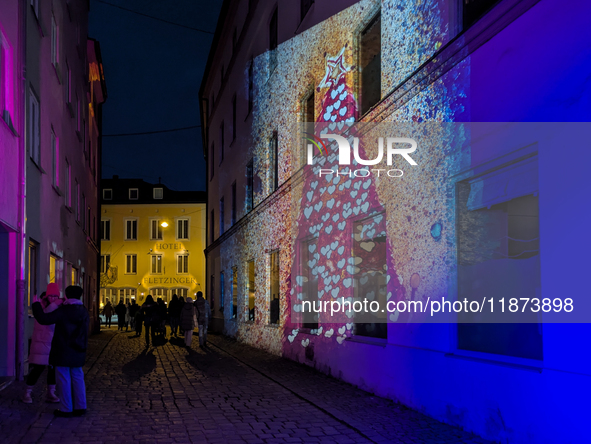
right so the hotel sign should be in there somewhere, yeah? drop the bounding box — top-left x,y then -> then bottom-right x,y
143,277 -> 197,285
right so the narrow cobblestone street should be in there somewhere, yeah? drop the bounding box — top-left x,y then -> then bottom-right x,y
0,330 -> 492,444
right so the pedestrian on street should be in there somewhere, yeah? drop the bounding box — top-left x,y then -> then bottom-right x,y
194,292 -> 211,348
125,302 -> 131,331
141,295 -> 159,347
115,300 -> 127,331
21,285 -> 61,404
168,294 -> 181,337
134,306 -> 143,336
179,297 -> 196,347
129,299 -> 140,330
102,300 -> 113,328
178,296 -> 185,335
32,285 -> 89,418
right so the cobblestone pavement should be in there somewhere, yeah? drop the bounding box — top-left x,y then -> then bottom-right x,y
0,328 -> 493,444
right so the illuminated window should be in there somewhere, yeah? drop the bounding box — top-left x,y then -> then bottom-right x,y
172,288 -> 188,298
232,266 -> 238,319
103,189 -> 112,200
71,267 -> 78,287
151,255 -> 162,274
120,288 -> 136,305
153,187 -> 163,199
100,254 -> 110,273
101,219 -> 111,241
28,88 -> 40,165
129,188 -> 138,200
270,250 -> 280,324
49,254 -> 62,290
247,260 -> 255,321
359,11 -> 381,115
150,219 -> 162,240
125,219 -> 138,240
177,254 -> 189,274
125,254 -> 137,274
177,218 -> 189,240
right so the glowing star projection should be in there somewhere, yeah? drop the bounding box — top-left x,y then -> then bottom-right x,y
317,47 -> 357,125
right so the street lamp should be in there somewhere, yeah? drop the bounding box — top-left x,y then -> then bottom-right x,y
161,221 -> 168,227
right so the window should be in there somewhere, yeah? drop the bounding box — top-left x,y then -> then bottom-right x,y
149,287 -> 168,302
150,219 -> 162,240
210,274 -> 215,311
51,130 -> 58,187
269,132 -> 279,192
28,241 -> 38,308
210,143 -> 215,180
65,62 -> 71,104
177,254 -> 189,274
457,159 -> 541,360
269,8 -> 278,73
28,88 -> 40,164
247,260 -> 255,321
248,59 -> 254,113
153,187 -> 163,199
210,210 -> 215,243
172,288 -> 188,298
125,254 -> 137,274
65,159 -> 71,207
359,11 -> 381,115
301,238 -> 318,329
103,189 -> 112,200
220,271 -> 225,313
177,218 -> 189,240
219,197 -> 225,235
100,219 -> 111,241
301,0 -> 314,21
129,188 -> 138,200
232,94 -> 237,141
232,266 -> 238,319
463,0 -> 499,30
151,255 -> 163,274
71,267 -> 78,287
270,250 -> 280,324
246,159 -> 254,212
125,219 -> 138,240
100,288 -> 116,308
120,288 -> 136,304
231,181 -> 237,225
76,181 -> 80,221
219,121 -> 224,164
51,15 -> 59,67
352,213 -> 387,339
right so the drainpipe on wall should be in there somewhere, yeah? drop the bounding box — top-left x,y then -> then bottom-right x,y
15,0 -> 28,380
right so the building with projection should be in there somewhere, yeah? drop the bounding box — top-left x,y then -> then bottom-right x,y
99,178 -> 206,308
199,0 -> 591,443
0,0 -> 106,382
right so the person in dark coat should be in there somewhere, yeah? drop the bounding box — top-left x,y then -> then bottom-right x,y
102,300 -> 114,328
32,285 -> 89,418
129,299 -> 140,330
179,297 -> 196,347
141,295 -> 159,347
168,294 -> 181,337
194,292 -> 211,348
115,300 -> 127,331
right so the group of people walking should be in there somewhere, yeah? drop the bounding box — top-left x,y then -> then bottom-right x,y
23,283 -> 90,418
102,292 -> 210,348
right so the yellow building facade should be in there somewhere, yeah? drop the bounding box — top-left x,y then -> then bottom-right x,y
99,178 -> 206,308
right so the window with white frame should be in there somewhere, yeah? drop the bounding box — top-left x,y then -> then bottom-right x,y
177,218 -> 189,240
28,88 -> 40,164
100,254 -> 110,273
100,219 -> 110,240
125,219 -> 137,240
51,15 -> 58,67
125,254 -> 137,274
153,187 -> 163,199
150,219 -> 163,240
129,188 -> 138,200
177,254 -> 189,274
151,255 -> 162,274
119,288 -> 136,304
103,189 -> 112,200
172,288 -> 188,297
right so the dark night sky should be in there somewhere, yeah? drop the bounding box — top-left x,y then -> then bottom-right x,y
89,0 -> 224,191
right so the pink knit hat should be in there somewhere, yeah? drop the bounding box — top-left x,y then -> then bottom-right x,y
46,283 -> 60,297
